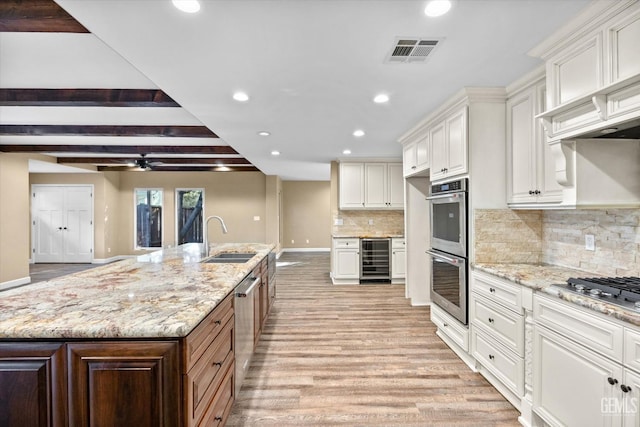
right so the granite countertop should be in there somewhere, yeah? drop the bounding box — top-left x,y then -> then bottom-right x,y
473,263 -> 640,327
0,242 -> 274,340
332,234 -> 404,238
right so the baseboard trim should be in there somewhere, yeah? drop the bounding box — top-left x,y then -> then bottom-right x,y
92,255 -> 134,264
281,247 -> 330,252
0,276 -> 31,291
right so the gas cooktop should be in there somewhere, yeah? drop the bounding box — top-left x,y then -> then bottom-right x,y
553,276 -> 640,312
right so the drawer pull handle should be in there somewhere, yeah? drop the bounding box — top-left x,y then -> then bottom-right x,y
489,354 -> 495,360
608,377 -> 618,385
488,318 -> 494,323
622,384 -> 632,393
214,320 -> 222,325
215,416 -> 223,422
443,323 -> 448,327
489,287 -> 496,293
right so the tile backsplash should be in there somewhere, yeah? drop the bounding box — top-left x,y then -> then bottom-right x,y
332,210 -> 404,236
474,209 -> 543,264
474,208 -> 640,276
543,209 -> 640,276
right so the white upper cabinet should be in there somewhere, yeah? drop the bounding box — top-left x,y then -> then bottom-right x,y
531,1 -> 640,142
430,106 -> 468,182
339,163 -> 365,209
340,162 -> 403,210
507,74 -> 563,208
402,136 -> 429,177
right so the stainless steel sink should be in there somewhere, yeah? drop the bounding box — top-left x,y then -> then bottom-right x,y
202,252 -> 256,264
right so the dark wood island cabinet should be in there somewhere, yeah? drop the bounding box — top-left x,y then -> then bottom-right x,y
0,243 -> 275,427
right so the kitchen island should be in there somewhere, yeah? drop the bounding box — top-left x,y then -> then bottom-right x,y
0,242 -> 274,427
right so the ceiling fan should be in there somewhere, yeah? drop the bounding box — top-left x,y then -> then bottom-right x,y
129,154 -> 163,171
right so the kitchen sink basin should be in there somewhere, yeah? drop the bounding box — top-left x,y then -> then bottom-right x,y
202,252 -> 256,264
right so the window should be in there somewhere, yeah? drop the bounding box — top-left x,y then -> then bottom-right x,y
135,189 -> 163,248
176,189 -> 204,245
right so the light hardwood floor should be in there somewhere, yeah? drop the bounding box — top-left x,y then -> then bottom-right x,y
227,252 -> 520,426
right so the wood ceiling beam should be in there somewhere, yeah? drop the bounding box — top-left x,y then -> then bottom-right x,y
97,166 -> 261,172
0,0 -> 88,32
0,145 -> 239,155
57,157 -> 252,165
0,89 -> 179,107
0,125 -> 218,138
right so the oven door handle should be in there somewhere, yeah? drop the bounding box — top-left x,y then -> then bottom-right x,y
426,249 -> 460,265
426,192 -> 463,201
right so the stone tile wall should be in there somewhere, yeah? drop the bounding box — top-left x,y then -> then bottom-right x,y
473,208 -> 639,276
474,209 -> 543,264
332,210 -> 404,236
542,209 -> 640,276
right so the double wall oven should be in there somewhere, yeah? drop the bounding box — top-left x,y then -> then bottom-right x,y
426,178 -> 468,325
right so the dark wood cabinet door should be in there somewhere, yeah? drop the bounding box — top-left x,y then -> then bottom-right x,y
0,342 -> 67,427
67,341 -> 180,427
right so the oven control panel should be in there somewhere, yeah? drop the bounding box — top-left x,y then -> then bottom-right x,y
431,178 -> 467,195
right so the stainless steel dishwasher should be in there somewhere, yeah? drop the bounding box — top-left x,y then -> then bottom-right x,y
234,273 -> 260,396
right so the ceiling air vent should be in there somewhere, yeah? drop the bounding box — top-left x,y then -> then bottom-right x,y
386,38 -> 442,63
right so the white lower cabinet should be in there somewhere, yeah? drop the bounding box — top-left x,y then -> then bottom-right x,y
331,238 -> 359,284
391,238 -> 405,283
533,293 -> 640,427
534,324 -> 623,427
470,271 -> 524,408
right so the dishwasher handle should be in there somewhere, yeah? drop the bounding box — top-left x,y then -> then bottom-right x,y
235,277 -> 260,298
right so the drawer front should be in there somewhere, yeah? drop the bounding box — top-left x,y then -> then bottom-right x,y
431,304 -> 468,352
472,271 -> 522,314
471,294 -> 524,357
391,238 -> 405,249
534,294 -> 623,360
624,328 -> 640,372
472,327 -> 524,396
198,361 -> 235,427
608,80 -> 640,119
184,293 -> 234,370
185,317 -> 235,426
334,238 -> 359,249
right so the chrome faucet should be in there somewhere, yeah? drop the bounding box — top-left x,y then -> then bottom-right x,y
204,215 -> 228,255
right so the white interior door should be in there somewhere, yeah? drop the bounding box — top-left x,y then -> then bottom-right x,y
33,187 -> 65,262
33,185 -> 93,263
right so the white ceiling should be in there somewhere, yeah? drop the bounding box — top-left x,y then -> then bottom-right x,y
1,0 -> 593,180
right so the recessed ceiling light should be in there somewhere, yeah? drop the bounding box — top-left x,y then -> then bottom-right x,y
600,128 -> 618,134
374,94 -> 389,104
172,0 -> 200,13
424,0 -> 452,17
258,131 -> 271,136
271,150 -> 280,156
233,92 -> 249,102
353,130 -> 365,137
343,149 -> 352,155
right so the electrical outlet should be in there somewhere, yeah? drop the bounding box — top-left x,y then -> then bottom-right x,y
253,216 -> 260,221
585,234 -> 595,251
368,219 -> 374,225
334,218 -> 343,226
291,239 -> 295,244
107,247 -> 111,253
306,239 -> 309,244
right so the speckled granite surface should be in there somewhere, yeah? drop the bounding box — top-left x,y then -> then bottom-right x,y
0,243 -> 273,339
473,263 -> 640,327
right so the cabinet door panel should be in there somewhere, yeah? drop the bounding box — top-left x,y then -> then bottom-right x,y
387,163 -> 405,208
534,326 -> 621,427
0,342 -> 66,427
334,249 -> 359,279
623,369 -> 640,426
507,90 -> 536,203
391,248 -> 405,279
611,9 -> 640,81
403,142 -> 417,176
430,122 -> 446,180
339,163 -> 364,209
364,163 -> 387,208
67,341 -> 180,427
446,107 -> 468,176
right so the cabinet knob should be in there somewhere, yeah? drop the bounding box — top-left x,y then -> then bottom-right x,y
489,354 -> 495,360
412,165 -> 417,169
622,384 -> 632,393
535,190 -> 541,195
214,416 -> 223,422
443,323 -> 448,327
58,227 -> 63,230
212,361 -> 222,367
488,318 -> 494,323
489,287 -> 495,293
608,377 -> 618,385
214,320 -> 222,325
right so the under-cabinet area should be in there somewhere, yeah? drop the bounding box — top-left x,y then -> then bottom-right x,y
331,236 -> 405,285
0,243 -> 275,427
